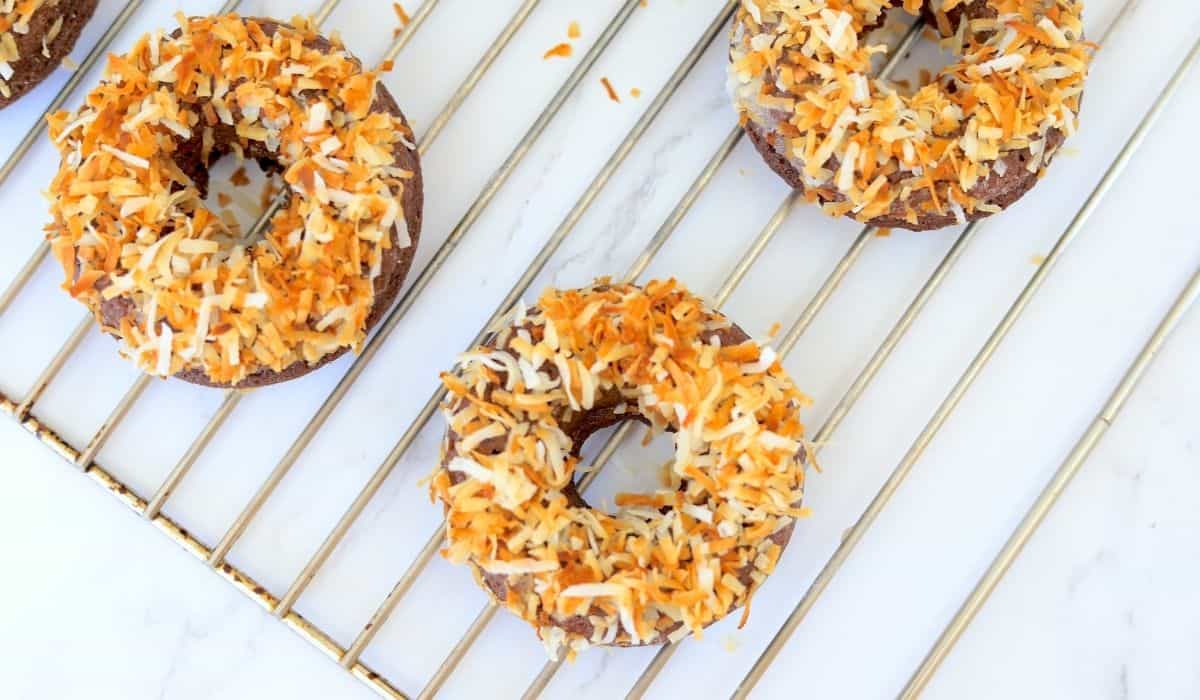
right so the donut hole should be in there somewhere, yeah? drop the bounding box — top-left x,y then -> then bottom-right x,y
204,154 -> 284,241
572,417 -> 679,517
174,137 -> 286,246
864,1 -> 999,99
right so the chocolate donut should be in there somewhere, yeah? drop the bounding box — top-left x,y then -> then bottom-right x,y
430,279 -> 811,658
0,0 -> 98,109
45,15 -> 423,387
729,0 -> 1091,231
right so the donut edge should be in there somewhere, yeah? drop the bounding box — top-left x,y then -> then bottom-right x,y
0,0 -> 100,110
745,120 -> 1065,232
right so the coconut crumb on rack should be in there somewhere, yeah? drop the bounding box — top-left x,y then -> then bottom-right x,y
45,14 -> 416,385
728,0 -> 1094,224
431,279 -> 812,658
392,2 -> 410,37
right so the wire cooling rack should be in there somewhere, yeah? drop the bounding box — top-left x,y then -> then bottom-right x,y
2,1 -> 1199,698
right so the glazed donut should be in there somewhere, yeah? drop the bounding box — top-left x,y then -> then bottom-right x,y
45,14 -> 423,387
729,0 -> 1092,231
430,279 -> 811,658
0,0 -> 98,109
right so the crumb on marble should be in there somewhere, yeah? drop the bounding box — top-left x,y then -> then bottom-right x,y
601,77 -> 620,102
544,42 -> 572,60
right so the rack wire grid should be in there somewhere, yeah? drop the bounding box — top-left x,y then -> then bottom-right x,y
2,0 -> 1199,698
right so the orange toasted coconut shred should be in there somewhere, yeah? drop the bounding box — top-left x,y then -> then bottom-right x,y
0,0 -> 60,98
543,42 -> 572,60
431,279 -> 812,658
729,0 -> 1093,224
45,14 -> 416,385
230,165 -> 250,187
600,76 -> 620,102
391,2 -> 410,38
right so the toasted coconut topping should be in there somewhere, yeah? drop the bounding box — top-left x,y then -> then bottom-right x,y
430,279 -> 811,658
45,14 -> 415,384
543,42 -> 572,60
729,0 -> 1092,222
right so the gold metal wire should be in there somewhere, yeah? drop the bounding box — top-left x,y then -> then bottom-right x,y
903,260 -> 1200,698
126,0 -> 314,521
340,113 -> 750,678
406,6 -> 748,695
513,21 -> 932,697
432,152 -> 799,700
380,0 -> 443,65
621,25 -> 933,700
730,26 -> 1200,700
14,315 -> 92,419
310,0 -> 343,27
1,3 -> 1193,700
0,240 -> 49,318
203,0 -> 644,570
144,390 -> 244,519
13,0 -> 458,563
489,127 -> 780,699
631,216 -> 980,700
0,387 -> 411,700
776,224 -> 875,355
11,10 -> 657,689
76,374 -> 152,470
271,0 -> 543,617
633,7 -> 1146,697
413,27 -> 932,690
898,40 -> 1200,700
0,3 -> 346,531
3,1 -> 765,698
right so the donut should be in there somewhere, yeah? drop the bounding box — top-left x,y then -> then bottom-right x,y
729,0 -> 1093,231
429,279 -> 811,658
0,0 -> 98,109
44,14 -> 423,387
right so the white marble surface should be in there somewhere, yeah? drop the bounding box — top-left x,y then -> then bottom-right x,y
1,1 -> 1199,698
